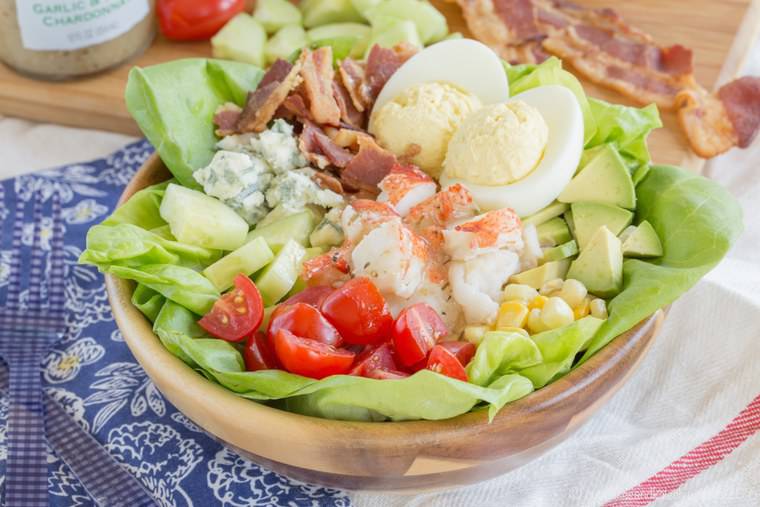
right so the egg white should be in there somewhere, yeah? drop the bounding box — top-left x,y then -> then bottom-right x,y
440,85 -> 584,217
371,39 -> 510,117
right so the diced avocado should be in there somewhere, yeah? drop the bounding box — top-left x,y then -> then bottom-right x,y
254,0 -> 303,33
536,217 -> 571,247
203,237 -> 275,291
286,246 -> 326,297
365,17 -> 422,56
510,260 -> 570,289
246,210 -> 318,252
366,0 -> 448,44
307,22 -> 371,57
301,0 -> 364,28
571,202 -> 633,250
211,14 -> 267,67
542,240 -> 578,263
620,220 -> 663,258
577,144 -> 608,174
567,226 -> 623,298
160,183 -> 248,251
632,163 -> 651,186
255,240 -> 307,305
522,201 -> 570,226
266,25 -> 307,64
558,144 -> 636,209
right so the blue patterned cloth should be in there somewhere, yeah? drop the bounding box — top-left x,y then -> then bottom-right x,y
0,140 -> 351,507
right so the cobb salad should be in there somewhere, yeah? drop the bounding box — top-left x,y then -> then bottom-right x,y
81,38 -> 742,422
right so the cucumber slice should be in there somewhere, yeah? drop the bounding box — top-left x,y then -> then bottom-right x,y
366,0 -> 448,44
286,246 -> 326,297
350,0 -> 381,17
246,210 -> 318,252
301,0 -> 364,28
255,240 -> 307,305
211,14 -> 267,66
266,24 -> 308,64
254,0 -> 303,33
365,18 -> 422,56
307,22 -> 371,57
203,237 -> 275,291
160,183 -> 249,251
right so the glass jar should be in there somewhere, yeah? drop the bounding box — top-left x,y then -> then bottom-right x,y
0,0 -> 156,81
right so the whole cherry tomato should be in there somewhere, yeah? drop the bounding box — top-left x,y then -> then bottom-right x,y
243,331 -> 279,371
273,329 -> 355,379
268,302 -> 343,347
199,274 -> 263,342
320,277 -> 393,345
426,345 -> 468,382
157,0 -> 246,40
392,303 -> 448,367
440,341 -> 476,367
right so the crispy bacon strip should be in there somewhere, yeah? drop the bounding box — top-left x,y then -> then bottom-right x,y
333,78 -> 365,129
299,121 -> 354,169
339,58 -> 372,113
237,59 -> 302,133
213,103 -> 242,137
365,43 -> 418,102
341,136 -> 397,194
299,47 -> 341,126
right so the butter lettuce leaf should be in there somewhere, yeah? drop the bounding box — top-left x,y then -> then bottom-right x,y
466,331 -> 542,386
125,59 -> 264,188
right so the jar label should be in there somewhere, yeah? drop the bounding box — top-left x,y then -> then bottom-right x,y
15,0 -> 151,51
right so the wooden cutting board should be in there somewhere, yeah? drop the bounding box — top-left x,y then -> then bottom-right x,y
0,0 -> 757,170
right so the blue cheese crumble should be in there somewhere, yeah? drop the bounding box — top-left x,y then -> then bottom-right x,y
194,119 -> 343,226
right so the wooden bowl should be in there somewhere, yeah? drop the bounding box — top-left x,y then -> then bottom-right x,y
106,154 -> 664,491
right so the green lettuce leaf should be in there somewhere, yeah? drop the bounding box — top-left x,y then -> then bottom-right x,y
125,59 -> 264,188
466,331 -> 542,386
131,284 -> 165,322
580,165 -> 743,361
587,99 -> 662,169
102,181 -> 169,229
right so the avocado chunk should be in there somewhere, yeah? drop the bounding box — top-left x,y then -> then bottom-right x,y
211,14 -> 267,67
536,217 -> 571,247
542,240 -> 578,263
266,25 -> 307,64
255,239 -> 307,305
510,260 -> 570,289
571,202 -> 633,250
522,201 -> 569,226
365,17 -> 422,55
307,23 -> 371,57
365,0 -> 448,44
620,220 -> 663,258
254,0 -> 303,33
558,144 -> 636,209
301,0 -> 364,28
246,210 -> 317,252
203,237 -> 275,291
567,226 -> 623,298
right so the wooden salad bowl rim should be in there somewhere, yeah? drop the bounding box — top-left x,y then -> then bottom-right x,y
105,154 -> 664,489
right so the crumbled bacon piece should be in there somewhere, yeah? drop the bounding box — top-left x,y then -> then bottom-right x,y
213,102 -> 242,137
312,171 -> 345,195
327,128 -> 375,149
339,58 -> 372,112
341,136 -> 397,193
333,78 -> 365,129
299,47 -> 341,126
237,59 -> 302,133
365,43 -> 418,101
718,76 -> 760,149
299,121 -> 354,169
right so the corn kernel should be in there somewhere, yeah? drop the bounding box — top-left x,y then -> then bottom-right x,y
502,283 -> 539,303
560,278 -> 588,308
463,326 -> 489,346
541,297 -> 575,329
590,298 -> 608,319
573,297 -> 591,320
495,326 -> 530,338
527,308 -> 546,334
529,295 -> 548,310
540,278 -> 564,296
496,301 -> 529,329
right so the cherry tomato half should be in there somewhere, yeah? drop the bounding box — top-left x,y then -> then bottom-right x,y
157,0 -> 246,41
426,345 -> 468,382
268,302 -> 343,347
320,277 -> 393,345
392,303 -> 448,367
199,274 -> 263,342
281,286 -> 333,309
440,341 -> 476,367
365,369 -> 409,380
273,329 -> 355,379
349,342 -> 398,377
243,331 -> 279,372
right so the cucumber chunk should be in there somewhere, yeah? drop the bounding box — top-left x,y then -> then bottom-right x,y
255,240 -> 307,305
307,22 -> 371,57
203,237 -> 275,291
301,0 -> 364,28
246,210 -> 318,252
366,0 -> 448,44
365,18 -> 422,56
254,0 -> 303,33
160,183 -> 249,251
266,24 -> 308,64
211,14 -> 267,66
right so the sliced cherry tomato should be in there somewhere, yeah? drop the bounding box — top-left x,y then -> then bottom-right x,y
426,345 -> 468,382
243,331 -> 279,371
157,0 -> 246,41
281,286 -> 333,309
349,342 -> 398,377
365,369 -> 409,380
268,302 -> 342,346
405,359 -> 428,374
273,329 -> 355,379
392,303 -> 448,367
320,277 -> 393,345
199,274 -> 263,342
440,341 -> 476,367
